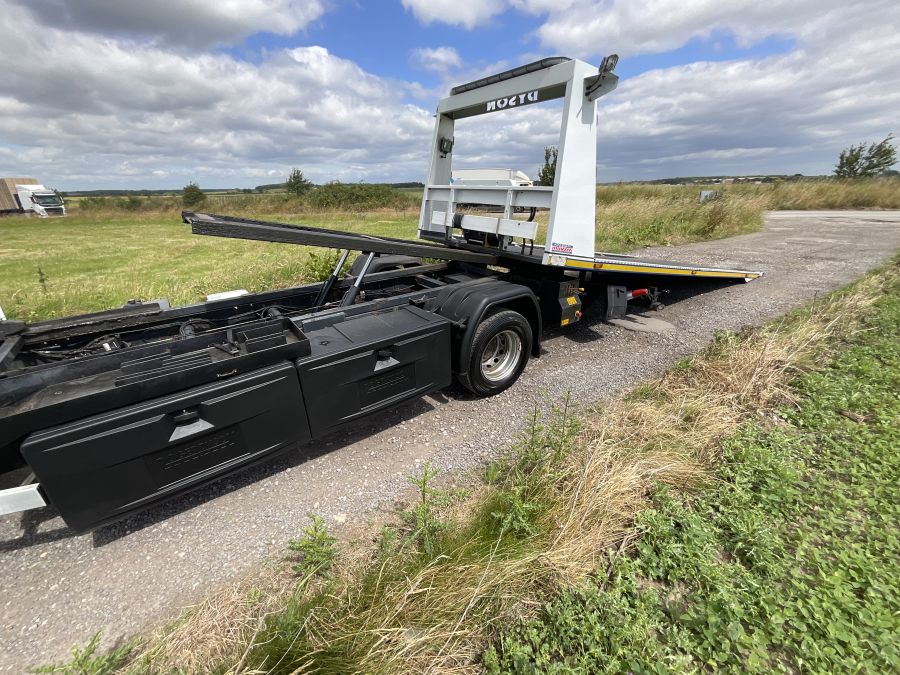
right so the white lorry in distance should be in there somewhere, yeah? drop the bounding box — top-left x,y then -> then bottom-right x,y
451,169 -> 533,187
0,177 -> 66,217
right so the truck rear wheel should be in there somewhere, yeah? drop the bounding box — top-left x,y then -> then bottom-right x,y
464,309 -> 532,396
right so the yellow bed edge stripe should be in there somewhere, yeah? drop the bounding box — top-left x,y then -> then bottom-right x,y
563,258 -> 762,279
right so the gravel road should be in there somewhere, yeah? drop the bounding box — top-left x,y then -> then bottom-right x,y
2,210 -> 899,671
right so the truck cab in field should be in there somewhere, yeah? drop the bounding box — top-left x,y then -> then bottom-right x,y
0,177 -> 66,217
16,184 -> 66,217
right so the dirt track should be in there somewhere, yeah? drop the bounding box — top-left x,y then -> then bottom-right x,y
2,210 -> 899,670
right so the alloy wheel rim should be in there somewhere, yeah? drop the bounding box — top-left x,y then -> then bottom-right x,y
480,329 -> 522,383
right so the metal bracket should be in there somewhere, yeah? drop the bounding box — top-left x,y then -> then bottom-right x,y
584,54 -> 620,102
0,483 -> 46,516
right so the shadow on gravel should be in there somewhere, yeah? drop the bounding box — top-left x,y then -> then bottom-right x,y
545,278 -> 736,345
0,507 -> 71,552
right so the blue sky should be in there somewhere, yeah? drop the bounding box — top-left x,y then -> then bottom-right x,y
228,3 -> 797,105
0,0 -> 896,189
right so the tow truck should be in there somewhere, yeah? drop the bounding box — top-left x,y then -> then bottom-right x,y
0,56 -> 760,532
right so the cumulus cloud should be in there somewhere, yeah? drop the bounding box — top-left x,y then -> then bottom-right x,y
437,0 -> 900,180
411,47 -> 463,73
400,0 -> 507,29
586,1 -> 900,178
0,4 -> 434,188
0,0 -> 897,189
521,0 -> 890,58
8,0 -> 327,47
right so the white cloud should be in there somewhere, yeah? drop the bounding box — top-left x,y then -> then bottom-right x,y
411,47 -> 463,73
594,18 -> 900,179
485,0 -> 900,179
0,0 -> 897,190
401,0 -> 507,29
0,4 -> 434,188
8,0 -> 327,47
521,0 -> 893,58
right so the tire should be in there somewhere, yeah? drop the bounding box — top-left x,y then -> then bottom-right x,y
463,309 -> 532,397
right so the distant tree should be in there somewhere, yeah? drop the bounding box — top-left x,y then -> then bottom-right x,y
286,168 -> 314,196
182,182 -> 206,208
834,134 -> 897,178
537,146 -> 558,186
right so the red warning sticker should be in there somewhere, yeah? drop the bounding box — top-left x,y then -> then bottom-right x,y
550,242 -> 574,254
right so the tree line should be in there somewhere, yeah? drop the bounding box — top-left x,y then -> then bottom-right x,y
182,134 -> 896,207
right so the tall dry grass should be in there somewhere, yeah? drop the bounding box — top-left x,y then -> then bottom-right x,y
592,178 -> 900,250
594,188 -> 770,250
120,261 -> 896,674
69,185 -> 421,218
764,177 -> 900,209
67,178 -> 900,221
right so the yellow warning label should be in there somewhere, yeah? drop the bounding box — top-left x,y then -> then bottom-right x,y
566,296 -> 578,306
561,318 -> 570,326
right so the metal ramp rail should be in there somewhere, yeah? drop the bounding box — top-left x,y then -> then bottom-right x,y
185,212 -> 761,282
184,212 -> 498,264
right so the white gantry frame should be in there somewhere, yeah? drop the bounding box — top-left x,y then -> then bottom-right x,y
418,56 -> 619,265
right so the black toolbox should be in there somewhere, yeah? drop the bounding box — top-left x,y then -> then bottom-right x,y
296,305 -> 452,437
21,362 -> 309,531
16,305 -> 451,531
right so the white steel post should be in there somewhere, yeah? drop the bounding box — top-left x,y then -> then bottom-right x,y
543,59 -> 599,264
418,114 -> 456,239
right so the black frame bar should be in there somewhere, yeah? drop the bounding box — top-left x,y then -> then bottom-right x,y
183,212 -> 498,265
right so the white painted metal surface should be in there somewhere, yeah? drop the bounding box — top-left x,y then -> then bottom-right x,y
0,484 -> 46,516
418,56 -> 619,262
205,289 -> 249,302
451,169 -> 533,186
432,210 -> 538,240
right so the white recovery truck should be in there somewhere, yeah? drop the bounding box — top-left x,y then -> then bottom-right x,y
0,56 -> 761,532
0,177 -> 66,217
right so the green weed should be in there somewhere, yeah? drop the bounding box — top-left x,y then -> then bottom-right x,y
287,515 -> 337,577
404,462 -> 449,556
491,485 -> 542,538
34,632 -> 134,675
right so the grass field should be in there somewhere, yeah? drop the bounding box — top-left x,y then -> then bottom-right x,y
0,211 -> 416,322
3,179 -> 897,323
43,258 -> 898,673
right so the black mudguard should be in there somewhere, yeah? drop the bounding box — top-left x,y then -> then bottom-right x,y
427,279 -> 542,385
